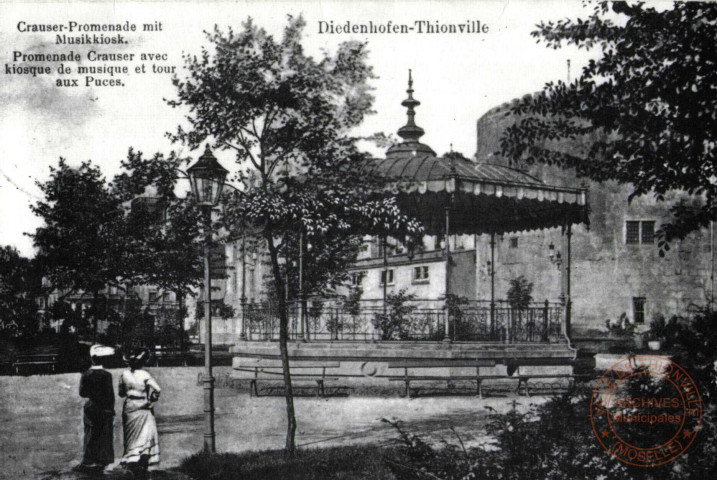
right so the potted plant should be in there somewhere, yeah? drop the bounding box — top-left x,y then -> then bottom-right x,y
646,315 -> 666,351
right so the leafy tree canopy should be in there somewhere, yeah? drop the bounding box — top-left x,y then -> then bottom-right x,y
0,245 -> 41,337
499,1 -> 716,253
113,148 -> 204,298
31,159 -> 128,296
169,15 -> 422,454
170,15 -> 422,289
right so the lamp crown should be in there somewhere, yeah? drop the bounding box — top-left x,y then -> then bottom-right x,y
187,144 -> 229,206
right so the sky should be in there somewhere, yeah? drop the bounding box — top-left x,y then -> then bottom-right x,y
0,0 -> 620,257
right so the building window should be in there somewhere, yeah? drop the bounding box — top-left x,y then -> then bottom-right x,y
350,272 -> 364,287
641,221 -> 655,244
413,266 -> 429,283
626,220 -> 655,245
149,291 -> 158,303
509,237 -> 519,248
626,221 -> 640,244
379,269 -> 394,286
633,297 -> 646,324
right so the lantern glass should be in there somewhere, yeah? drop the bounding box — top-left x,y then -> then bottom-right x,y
187,145 -> 228,206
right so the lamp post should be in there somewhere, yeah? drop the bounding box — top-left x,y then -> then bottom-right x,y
187,144 -> 228,454
548,242 -> 564,303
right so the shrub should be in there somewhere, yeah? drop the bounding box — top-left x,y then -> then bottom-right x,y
605,312 -> 637,337
647,314 -> 667,341
506,275 -> 533,309
324,309 -> 343,340
444,294 -> 479,340
372,290 -> 416,340
383,306 -> 717,480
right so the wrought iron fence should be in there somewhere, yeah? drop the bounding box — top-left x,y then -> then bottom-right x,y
243,300 -> 564,343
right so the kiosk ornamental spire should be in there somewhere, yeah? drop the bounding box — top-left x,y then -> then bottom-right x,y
397,69 -> 426,143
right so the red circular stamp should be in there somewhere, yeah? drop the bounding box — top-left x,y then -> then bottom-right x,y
590,355 -> 703,467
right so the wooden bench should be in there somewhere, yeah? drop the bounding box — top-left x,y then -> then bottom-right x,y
13,354 -> 58,374
236,360 -> 350,398
516,373 -> 594,396
247,376 -> 345,397
386,359 -> 498,398
153,348 -> 190,367
388,374 -> 509,398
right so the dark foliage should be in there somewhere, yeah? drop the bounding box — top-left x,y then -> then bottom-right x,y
499,1 -> 717,253
506,275 -> 534,310
0,245 -> 42,339
372,290 -> 416,340
179,446 -> 392,480
384,306 -> 717,479
31,160 -> 128,299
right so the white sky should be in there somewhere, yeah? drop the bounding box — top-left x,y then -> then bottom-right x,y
0,0 -> 630,257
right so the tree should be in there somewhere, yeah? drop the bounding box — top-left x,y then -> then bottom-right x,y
0,245 -> 41,339
499,1 -> 716,253
169,16 -> 421,454
269,229 -> 364,303
113,149 -> 205,351
31,159 -> 129,340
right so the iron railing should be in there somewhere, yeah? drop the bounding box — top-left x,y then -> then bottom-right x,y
243,300 -> 564,343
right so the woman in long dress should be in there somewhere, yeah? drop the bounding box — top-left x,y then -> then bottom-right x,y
119,349 -> 161,480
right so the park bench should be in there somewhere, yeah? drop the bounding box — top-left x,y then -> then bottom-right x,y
386,359 -> 593,398
236,360 -> 351,397
386,359 -> 499,398
515,373 -> 594,396
153,347 -> 190,367
388,374 -> 510,398
248,376 -> 346,397
12,353 -> 58,374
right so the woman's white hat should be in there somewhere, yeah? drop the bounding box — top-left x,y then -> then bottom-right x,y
89,344 -> 116,358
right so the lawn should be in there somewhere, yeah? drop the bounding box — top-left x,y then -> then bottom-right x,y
1,366 -> 538,480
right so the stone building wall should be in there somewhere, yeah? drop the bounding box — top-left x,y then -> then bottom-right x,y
475,103 -> 714,333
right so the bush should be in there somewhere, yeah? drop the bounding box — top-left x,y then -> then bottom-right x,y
444,294 -> 479,340
506,275 -> 533,309
605,312 -> 637,337
384,306 -> 717,480
371,290 -> 416,340
647,314 -> 667,341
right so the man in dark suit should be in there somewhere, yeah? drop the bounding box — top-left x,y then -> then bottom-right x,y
79,345 -> 116,469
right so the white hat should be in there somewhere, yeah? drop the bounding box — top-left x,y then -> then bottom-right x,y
89,345 -> 115,358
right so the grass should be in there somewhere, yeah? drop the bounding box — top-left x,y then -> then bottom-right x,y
179,446 -> 397,480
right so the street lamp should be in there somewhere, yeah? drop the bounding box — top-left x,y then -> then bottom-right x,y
548,242 -> 562,267
548,242 -> 566,305
187,144 -> 228,454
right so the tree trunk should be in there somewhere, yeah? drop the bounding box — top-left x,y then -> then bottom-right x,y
265,229 -> 297,456
176,289 -> 185,352
92,291 -> 99,343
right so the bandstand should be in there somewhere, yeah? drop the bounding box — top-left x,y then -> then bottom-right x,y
230,73 -> 589,385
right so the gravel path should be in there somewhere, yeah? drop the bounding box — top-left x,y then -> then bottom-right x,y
1,367 -> 547,479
